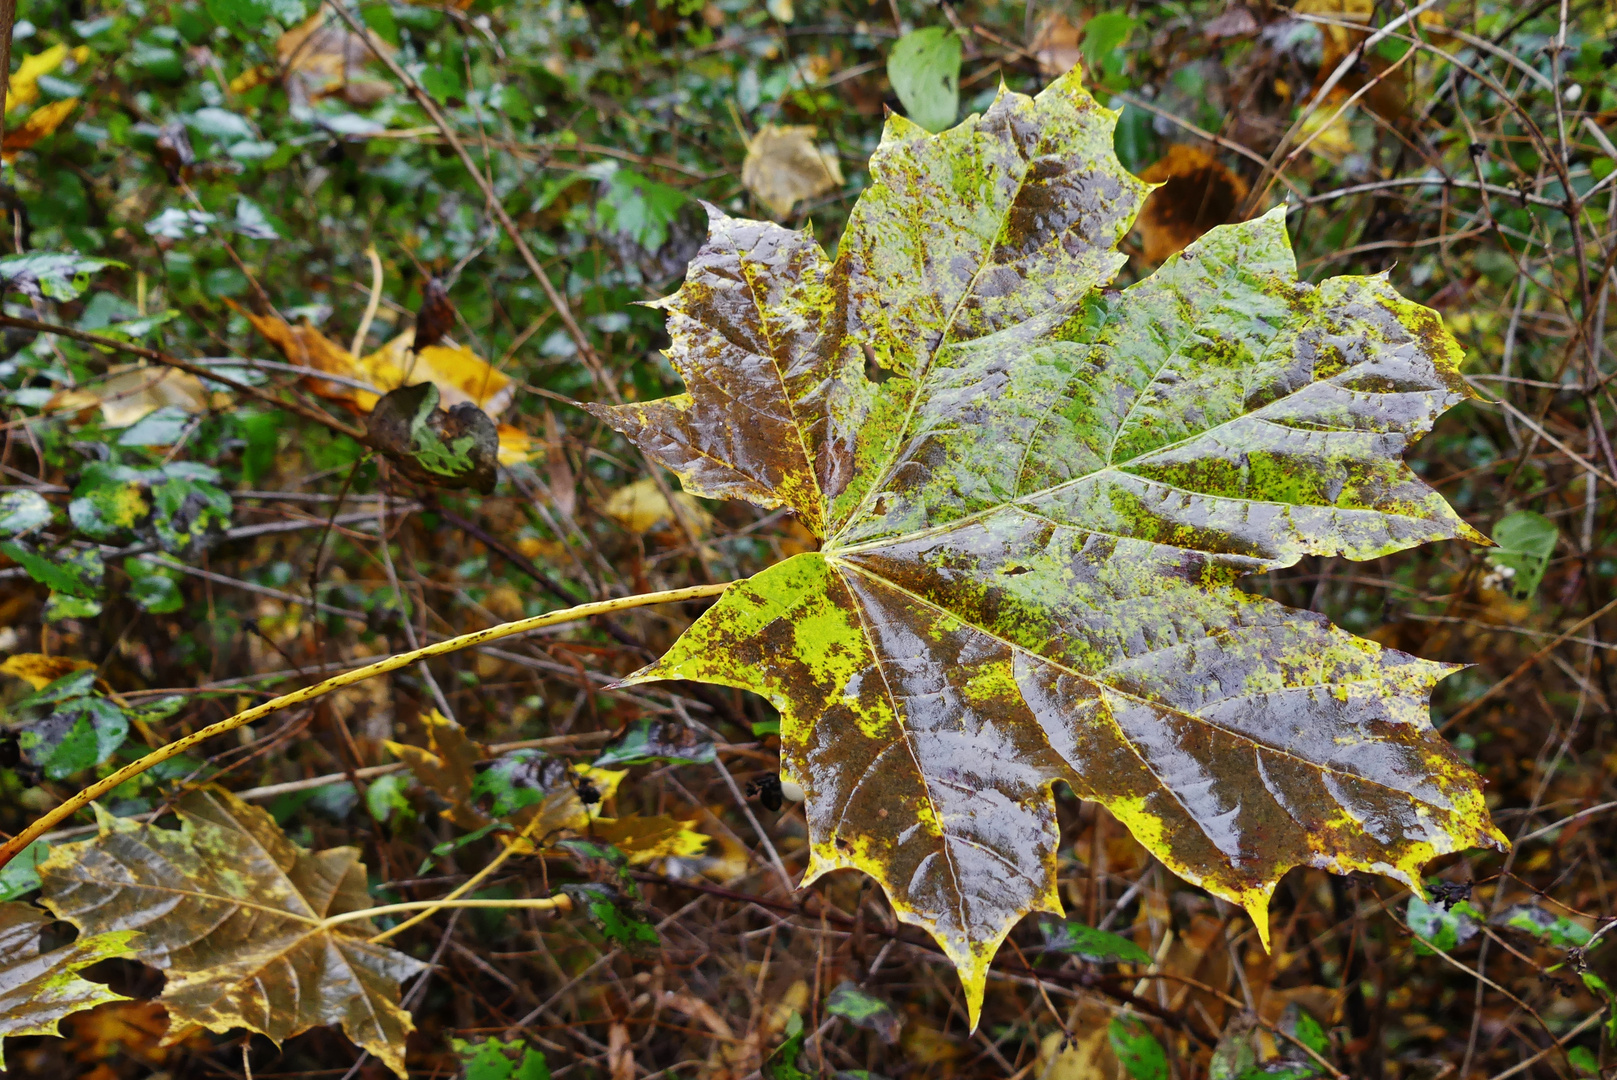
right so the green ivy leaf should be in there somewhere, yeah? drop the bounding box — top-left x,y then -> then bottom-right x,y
1109,1015 -> 1167,1080
560,883 -> 660,950
1038,915 -> 1153,964
590,68 -> 1504,1027
887,28 -> 961,133
0,842 -> 49,902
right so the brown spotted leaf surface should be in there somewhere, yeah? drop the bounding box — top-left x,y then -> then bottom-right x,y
37,788 -> 426,1077
0,901 -> 135,1068
588,67 -> 1506,1025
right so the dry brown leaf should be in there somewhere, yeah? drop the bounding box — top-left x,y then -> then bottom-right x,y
38,788 -> 427,1078
741,125 -> 843,219
1031,14 -> 1082,77
0,653 -> 95,690
1204,6 -> 1259,40
63,1001 -> 205,1067
44,364 -> 211,436
1133,144 -> 1250,264
1035,1024 -> 1115,1080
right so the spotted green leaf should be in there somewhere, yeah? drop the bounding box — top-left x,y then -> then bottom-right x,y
0,901 -> 135,1068
1493,903 -> 1591,948
591,67 -> 1505,1028
1408,895 -> 1483,954
825,981 -> 901,1043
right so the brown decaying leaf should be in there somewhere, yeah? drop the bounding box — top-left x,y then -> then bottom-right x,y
0,901 -> 136,1069
1030,14 -> 1082,78
1134,144 -> 1251,264
412,277 -> 456,351
2,98 -> 78,159
38,788 -> 427,1078
364,382 -> 500,494
275,13 -> 395,108
153,122 -> 194,185
741,126 -> 844,219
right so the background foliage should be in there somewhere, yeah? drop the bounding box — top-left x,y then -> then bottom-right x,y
0,0 -> 1612,1076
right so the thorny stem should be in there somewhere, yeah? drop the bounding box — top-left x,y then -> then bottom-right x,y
0,581 -> 734,872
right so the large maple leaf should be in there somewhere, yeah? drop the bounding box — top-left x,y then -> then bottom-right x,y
38,788 -> 426,1077
588,69 -> 1506,1024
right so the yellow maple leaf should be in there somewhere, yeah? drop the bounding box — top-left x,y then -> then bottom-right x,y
3,97 -> 78,159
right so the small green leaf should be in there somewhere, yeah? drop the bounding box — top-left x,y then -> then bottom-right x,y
593,718 -> 716,768
887,28 -> 961,132
453,1037 -> 551,1080
0,491 -> 52,537
365,383 -> 498,494
1210,1015 -> 1258,1080
1038,915 -> 1153,964
763,1011 -> 810,1080
1079,11 -> 1137,89
1488,511 -> 1558,597
366,772 -> 414,825
1408,895 -> 1483,954
825,981 -> 901,1043
0,253 -> 124,301
3,542 -> 104,599
600,168 -> 687,252
1109,1015 -> 1167,1080
16,696 -> 129,779
561,883 -> 660,950
125,557 -> 183,613
1494,904 -> 1592,947
0,842 -> 49,902
1278,1002 -> 1330,1057
1567,1045 -> 1600,1076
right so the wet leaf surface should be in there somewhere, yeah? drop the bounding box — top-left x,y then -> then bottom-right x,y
38,787 -> 427,1078
0,900 -> 135,1068
365,382 -> 499,493
593,69 -> 1506,1024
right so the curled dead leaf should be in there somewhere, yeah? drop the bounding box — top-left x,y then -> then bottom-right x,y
365,383 -> 499,494
741,126 -> 843,219
1134,144 -> 1250,264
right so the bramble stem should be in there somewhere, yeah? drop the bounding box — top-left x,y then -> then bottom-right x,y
0,581 -> 733,871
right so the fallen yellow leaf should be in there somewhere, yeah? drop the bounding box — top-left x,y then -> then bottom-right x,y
8,45 -> 68,112
603,477 -> 710,535
590,815 -> 709,865
1,653 -> 95,690
3,97 -> 78,158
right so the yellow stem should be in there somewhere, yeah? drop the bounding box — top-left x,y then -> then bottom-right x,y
0,581 -> 733,872
350,245 -> 384,360
367,801 -> 548,944
325,894 -> 573,929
